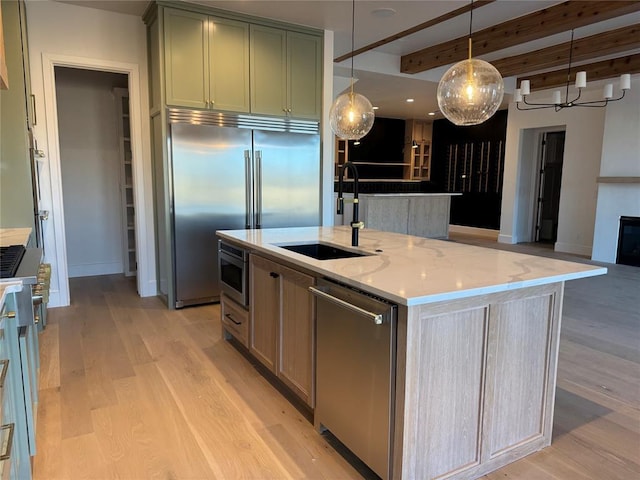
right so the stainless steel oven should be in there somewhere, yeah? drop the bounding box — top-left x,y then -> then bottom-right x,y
218,240 -> 249,307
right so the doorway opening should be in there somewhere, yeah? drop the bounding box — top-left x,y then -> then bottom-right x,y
54,67 -> 137,288
534,131 -> 565,244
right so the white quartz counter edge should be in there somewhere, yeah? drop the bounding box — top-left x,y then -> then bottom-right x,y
217,226 -> 607,307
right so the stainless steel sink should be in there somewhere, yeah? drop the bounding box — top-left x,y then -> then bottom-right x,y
278,243 -> 368,260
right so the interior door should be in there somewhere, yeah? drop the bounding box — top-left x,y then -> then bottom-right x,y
535,131 -> 565,243
253,129 -> 320,228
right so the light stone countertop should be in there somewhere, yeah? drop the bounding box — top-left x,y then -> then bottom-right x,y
217,226 -> 607,306
0,228 -> 32,247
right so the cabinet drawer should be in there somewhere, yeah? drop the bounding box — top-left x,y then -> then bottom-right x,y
221,294 -> 249,347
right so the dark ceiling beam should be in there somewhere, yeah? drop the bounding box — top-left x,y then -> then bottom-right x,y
516,53 -> 640,90
492,24 -> 640,78
334,0 -> 496,63
401,1 -> 640,74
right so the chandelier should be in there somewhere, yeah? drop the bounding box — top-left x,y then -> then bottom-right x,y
515,30 -> 632,111
329,0 -> 375,140
437,0 -> 504,126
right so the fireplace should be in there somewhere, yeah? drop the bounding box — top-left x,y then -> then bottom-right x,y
616,216 -> 640,267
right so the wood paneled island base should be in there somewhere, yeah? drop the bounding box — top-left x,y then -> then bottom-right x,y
394,282 -> 563,479
217,226 -> 606,480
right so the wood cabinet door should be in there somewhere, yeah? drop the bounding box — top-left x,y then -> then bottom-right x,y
278,266 -> 315,407
287,31 -> 322,120
164,8 -> 208,108
208,17 -> 250,113
250,25 -> 287,116
481,288 -> 560,461
249,255 -> 279,371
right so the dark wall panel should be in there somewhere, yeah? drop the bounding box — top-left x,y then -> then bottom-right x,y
430,110 -> 508,230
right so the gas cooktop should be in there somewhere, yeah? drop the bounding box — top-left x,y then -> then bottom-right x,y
0,245 -> 27,278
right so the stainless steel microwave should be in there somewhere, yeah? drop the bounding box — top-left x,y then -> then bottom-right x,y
218,240 -> 249,307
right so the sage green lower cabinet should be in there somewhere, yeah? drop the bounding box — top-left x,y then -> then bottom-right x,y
0,287 -> 36,480
164,8 -> 250,112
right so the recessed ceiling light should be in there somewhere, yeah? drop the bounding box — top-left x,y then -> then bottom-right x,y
372,106 -> 379,110
406,98 -> 414,103
428,112 -> 436,116
371,7 -> 396,18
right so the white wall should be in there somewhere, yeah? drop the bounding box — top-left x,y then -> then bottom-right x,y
592,77 -> 640,263
26,0 -> 154,305
500,87 -> 608,256
56,67 -> 126,277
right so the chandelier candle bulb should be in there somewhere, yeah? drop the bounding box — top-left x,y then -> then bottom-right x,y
603,83 -> 614,99
552,91 -> 562,104
575,71 -> 587,89
620,74 -> 631,90
514,88 -> 522,102
520,80 -> 530,96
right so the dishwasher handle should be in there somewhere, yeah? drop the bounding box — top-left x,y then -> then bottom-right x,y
309,286 -> 384,325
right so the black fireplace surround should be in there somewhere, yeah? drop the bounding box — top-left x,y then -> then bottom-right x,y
616,216 -> 640,267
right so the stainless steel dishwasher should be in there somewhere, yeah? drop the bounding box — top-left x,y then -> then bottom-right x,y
310,278 -> 397,480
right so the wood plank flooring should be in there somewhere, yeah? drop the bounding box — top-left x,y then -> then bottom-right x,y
33,238 -> 639,479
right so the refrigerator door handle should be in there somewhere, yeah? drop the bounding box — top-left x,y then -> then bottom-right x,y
255,150 -> 263,228
244,150 -> 252,229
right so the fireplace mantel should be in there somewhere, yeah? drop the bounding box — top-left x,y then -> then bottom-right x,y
596,176 -> 640,184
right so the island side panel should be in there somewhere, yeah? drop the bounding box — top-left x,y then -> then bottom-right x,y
394,283 -> 564,480
480,282 -> 564,470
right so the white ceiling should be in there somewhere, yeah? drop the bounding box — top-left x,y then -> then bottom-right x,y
55,0 -> 640,120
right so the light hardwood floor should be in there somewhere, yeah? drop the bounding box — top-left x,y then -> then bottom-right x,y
34,238 -> 639,479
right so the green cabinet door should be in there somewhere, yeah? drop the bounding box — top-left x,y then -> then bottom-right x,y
287,31 -> 322,120
209,17 -> 250,112
164,8 -> 208,108
250,25 -> 287,116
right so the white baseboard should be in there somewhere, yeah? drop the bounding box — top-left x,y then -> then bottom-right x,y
138,278 -> 158,297
48,289 -> 66,308
449,224 -> 500,240
497,234 -> 515,244
554,242 -> 593,257
68,262 -> 123,278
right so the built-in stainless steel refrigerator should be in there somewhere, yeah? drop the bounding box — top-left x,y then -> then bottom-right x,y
166,110 -> 321,308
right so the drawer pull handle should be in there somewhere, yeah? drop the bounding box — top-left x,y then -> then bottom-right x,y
0,360 -> 8,389
269,272 -> 279,279
0,312 -> 15,320
0,423 -> 14,461
225,313 -> 242,326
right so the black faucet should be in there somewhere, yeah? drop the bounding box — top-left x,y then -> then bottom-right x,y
337,161 -> 364,247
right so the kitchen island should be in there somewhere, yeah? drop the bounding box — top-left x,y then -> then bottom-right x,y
334,192 -> 460,239
216,226 -> 606,480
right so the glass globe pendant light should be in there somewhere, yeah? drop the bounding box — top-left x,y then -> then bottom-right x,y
329,0 -> 375,140
437,0 -> 504,126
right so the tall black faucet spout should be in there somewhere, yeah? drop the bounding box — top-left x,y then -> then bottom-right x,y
337,161 -> 363,247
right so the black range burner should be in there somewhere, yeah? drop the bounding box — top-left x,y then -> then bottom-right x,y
0,245 -> 26,278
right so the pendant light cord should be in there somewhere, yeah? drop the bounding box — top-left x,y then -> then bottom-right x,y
350,0 -> 355,95
468,0 -> 473,60
565,30 -> 574,102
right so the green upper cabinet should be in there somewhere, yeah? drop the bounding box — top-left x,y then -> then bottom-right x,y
209,18 -> 250,112
164,9 -> 208,108
164,8 -> 250,112
287,31 -> 322,120
251,25 -> 322,120
250,25 -> 287,117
